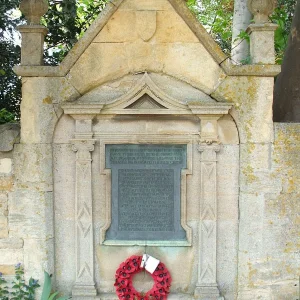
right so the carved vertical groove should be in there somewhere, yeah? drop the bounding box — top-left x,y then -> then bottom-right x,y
195,143 -> 221,299
71,139 -> 97,297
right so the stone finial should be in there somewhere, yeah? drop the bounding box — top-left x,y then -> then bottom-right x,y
20,0 -> 48,25
247,0 -> 277,23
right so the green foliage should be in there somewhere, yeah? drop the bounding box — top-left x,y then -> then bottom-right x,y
0,263 -> 40,300
270,0 -> 297,64
187,0 -> 234,55
42,0 -> 108,65
0,267 -> 69,300
0,108 -> 16,124
41,271 -> 69,300
0,271 -> 9,299
0,0 -> 22,119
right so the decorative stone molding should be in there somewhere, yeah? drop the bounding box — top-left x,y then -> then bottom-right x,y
246,0 -> 278,64
61,73 -> 233,117
20,0 -> 48,25
98,134 -> 193,247
247,0 -> 277,23
136,11 -> 157,41
71,138 -> 97,297
18,0 -> 48,65
195,143 -> 221,299
195,115 -> 222,299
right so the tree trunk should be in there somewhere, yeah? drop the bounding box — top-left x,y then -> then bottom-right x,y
273,0 -> 300,122
231,0 -> 252,63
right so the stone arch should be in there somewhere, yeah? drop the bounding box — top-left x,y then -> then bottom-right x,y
52,72 -> 240,298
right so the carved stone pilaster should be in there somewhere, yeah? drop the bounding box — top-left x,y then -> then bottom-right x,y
71,139 -> 97,297
195,142 -> 221,299
195,138 -> 221,298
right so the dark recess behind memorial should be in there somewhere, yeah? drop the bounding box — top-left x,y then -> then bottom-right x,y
273,0 -> 300,122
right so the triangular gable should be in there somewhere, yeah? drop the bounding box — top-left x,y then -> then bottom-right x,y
14,0 -> 281,81
57,0 -> 227,75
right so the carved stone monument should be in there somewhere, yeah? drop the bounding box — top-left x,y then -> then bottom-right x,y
2,0 -> 297,300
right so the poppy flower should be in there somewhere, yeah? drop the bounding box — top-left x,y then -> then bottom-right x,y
114,277 -> 129,288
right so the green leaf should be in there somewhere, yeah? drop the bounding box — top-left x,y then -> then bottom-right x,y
48,291 -> 59,300
41,271 -> 52,300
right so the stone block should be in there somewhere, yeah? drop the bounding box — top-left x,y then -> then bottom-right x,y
0,158 -> 12,174
0,123 -> 20,152
153,11 -> 198,43
240,168 -> 282,194
124,40 -> 163,74
0,193 -> 8,214
0,249 -> 23,265
240,143 -> 271,170
0,238 -> 24,249
155,43 -> 224,94
0,265 -> 15,275
14,144 -> 53,191
0,215 -> 8,238
218,115 -> 239,145
119,0 -> 173,11
248,24 -> 277,64
212,76 -> 275,144
68,43 -> 128,95
23,238 -> 54,283
274,123 -> 300,145
9,189 -> 54,239
0,176 -> 13,191
20,77 -> 79,143
69,43 -> 223,97
95,10 -> 137,43
19,26 -> 47,66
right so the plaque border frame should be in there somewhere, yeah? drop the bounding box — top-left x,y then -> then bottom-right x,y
97,134 -> 193,246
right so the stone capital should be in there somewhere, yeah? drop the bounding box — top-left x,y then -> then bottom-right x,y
197,116 -> 222,145
71,139 -> 96,161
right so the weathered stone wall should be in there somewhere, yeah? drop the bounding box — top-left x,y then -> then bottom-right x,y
0,124 -> 23,277
237,123 -> 300,300
0,122 -> 298,300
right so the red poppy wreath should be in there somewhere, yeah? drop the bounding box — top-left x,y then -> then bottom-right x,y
114,255 -> 172,300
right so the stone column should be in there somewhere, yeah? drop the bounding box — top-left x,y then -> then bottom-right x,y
70,115 -> 97,297
19,0 -> 48,66
195,116 -> 221,299
246,0 -> 278,64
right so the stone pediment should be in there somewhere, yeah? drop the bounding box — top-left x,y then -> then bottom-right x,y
62,73 -> 232,116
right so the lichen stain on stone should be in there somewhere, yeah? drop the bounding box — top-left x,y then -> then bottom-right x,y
242,165 -> 257,183
246,78 -> 258,99
247,262 -> 258,288
43,96 -> 52,104
244,118 -> 253,141
246,142 -> 255,154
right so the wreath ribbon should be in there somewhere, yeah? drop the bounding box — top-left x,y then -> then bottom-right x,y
114,255 -> 172,300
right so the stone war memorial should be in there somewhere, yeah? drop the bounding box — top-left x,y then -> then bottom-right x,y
0,0 -> 299,299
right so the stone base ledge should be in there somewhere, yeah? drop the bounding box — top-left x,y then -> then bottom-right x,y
194,284 -> 222,300
72,285 -> 97,298
74,293 -> 198,300
73,292 -> 225,299
0,238 -> 24,249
